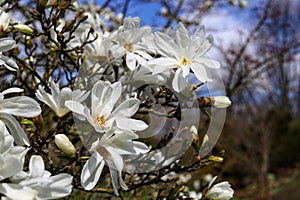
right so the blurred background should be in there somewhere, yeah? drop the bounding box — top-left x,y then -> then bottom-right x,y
85,0 -> 300,199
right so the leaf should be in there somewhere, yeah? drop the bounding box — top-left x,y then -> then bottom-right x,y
21,119 -> 35,126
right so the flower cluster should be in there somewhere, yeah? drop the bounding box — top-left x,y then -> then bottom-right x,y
0,0 -> 234,199
0,121 -> 73,199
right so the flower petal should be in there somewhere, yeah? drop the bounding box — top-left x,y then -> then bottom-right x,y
29,155 -> 45,178
0,183 -> 36,200
0,155 -> 23,181
172,68 -> 187,92
1,88 -> 24,95
190,62 -> 212,82
116,118 -> 148,131
195,58 -> 220,69
0,38 -> 16,52
0,54 -> 18,71
126,52 -> 137,71
0,113 -> 30,146
1,96 -> 41,117
81,153 -> 105,190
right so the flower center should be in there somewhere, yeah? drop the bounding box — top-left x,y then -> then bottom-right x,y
124,43 -> 133,52
180,58 -> 189,66
94,115 -> 106,126
96,145 -> 109,158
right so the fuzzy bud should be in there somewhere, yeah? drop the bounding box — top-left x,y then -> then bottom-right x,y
212,96 -> 231,108
13,24 -> 35,36
55,134 -> 76,157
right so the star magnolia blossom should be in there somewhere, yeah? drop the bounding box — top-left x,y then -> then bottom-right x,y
0,87 -> 41,145
36,81 -> 89,117
0,38 -> 19,71
148,22 -> 220,92
65,80 -> 148,132
0,155 -> 73,200
81,126 -> 149,195
115,17 -> 153,71
205,176 -> 234,200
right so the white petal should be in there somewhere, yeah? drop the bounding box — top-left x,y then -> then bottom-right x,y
109,168 -> 120,196
0,54 -> 18,71
116,118 -> 148,131
1,88 -> 23,95
36,86 -> 58,112
126,52 -> 137,71
195,58 -> 220,69
0,113 -> 30,146
111,98 -> 140,118
172,68 -> 187,92
133,141 -> 150,154
0,183 -> 36,200
106,146 -> 124,171
81,153 -> 105,190
37,173 -> 73,199
0,155 -> 23,181
190,63 -> 212,82
148,57 -> 178,75
29,155 -> 45,178
175,22 -> 189,49
0,122 -> 14,154
154,32 -> 178,56
0,38 -> 16,52
1,96 -> 41,117
65,100 -> 86,118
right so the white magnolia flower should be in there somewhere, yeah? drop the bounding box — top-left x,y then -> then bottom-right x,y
205,176 -> 234,200
0,121 -> 24,182
81,126 -> 149,195
36,81 -> 89,117
0,155 -> 73,200
115,17 -> 153,71
65,80 -> 148,132
148,23 -> 220,92
212,96 -> 231,108
0,87 -> 41,145
0,8 -> 10,32
0,37 -> 18,71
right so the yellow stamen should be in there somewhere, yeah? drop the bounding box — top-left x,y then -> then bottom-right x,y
180,58 -> 189,66
124,43 -> 133,52
94,115 -> 106,126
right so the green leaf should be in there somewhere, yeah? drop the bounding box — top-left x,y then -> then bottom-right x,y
20,119 -> 34,126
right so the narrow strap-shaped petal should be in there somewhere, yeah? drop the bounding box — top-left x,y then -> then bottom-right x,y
172,68 -> 187,92
1,87 -> 23,95
0,183 -> 36,200
0,38 -> 16,52
0,113 -> 30,146
29,155 -> 45,178
81,153 -> 104,190
0,155 -> 23,181
1,96 -> 41,117
111,98 -> 140,118
0,54 -> 18,71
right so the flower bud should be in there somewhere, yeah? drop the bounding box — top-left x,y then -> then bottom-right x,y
54,134 -> 76,157
13,24 -> 35,36
239,0 -> 247,8
228,0 -> 236,6
212,96 -> 231,108
208,156 -> 223,162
